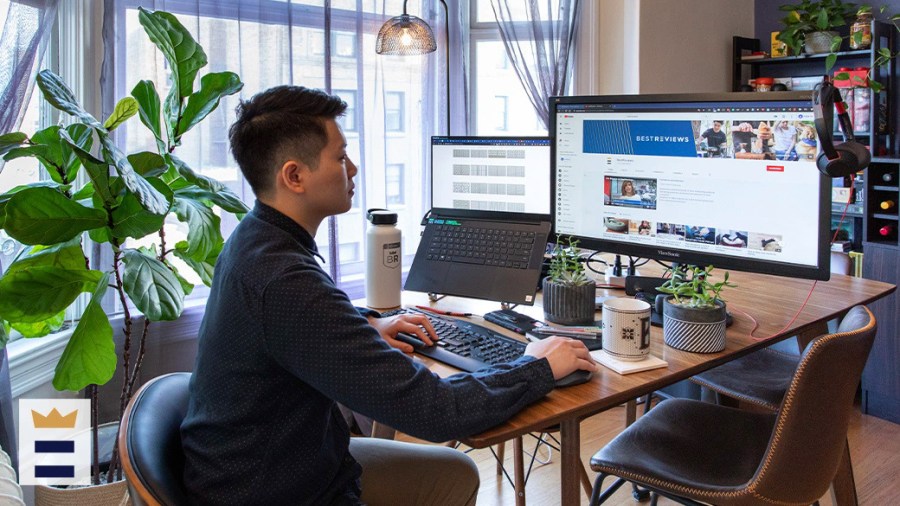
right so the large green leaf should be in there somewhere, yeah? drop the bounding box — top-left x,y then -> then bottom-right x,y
36,70 -> 104,129
104,96 -> 139,131
3,187 -> 108,245
5,237 -> 85,276
61,124 -> 94,183
173,240 -> 221,286
138,7 -> 207,100
97,134 -> 168,215
0,267 -> 103,322
177,71 -> 243,138
172,197 -> 222,261
168,154 -> 224,192
175,186 -> 250,214
52,273 -> 115,391
11,310 -> 66,338
59,129 -> 116,208
131,80 -> 165,152
127,151 -> 167,177
111,178 -> 172,240
0,132 -> 27,157
122,249 -> 184,321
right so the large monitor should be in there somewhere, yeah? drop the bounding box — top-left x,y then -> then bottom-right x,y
551,92 -> 831,280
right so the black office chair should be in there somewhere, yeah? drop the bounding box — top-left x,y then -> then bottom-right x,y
119,372 -> 191,506
588,305 -> 876,505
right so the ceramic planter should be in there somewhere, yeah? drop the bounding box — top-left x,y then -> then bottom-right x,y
804,30 -> 838,54
542,278 -> 596,325
662,298 -> 727,353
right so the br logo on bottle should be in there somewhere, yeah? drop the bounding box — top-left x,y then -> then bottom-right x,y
382,241 -> 401,269
18,399 -> 91,485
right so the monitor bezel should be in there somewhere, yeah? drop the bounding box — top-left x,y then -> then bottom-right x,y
430,135 -> 553,222
549,92 -> 832,281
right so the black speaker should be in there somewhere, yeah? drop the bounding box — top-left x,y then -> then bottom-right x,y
813,79 -> 871,177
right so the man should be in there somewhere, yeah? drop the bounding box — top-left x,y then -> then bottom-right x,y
699,120 -> 727,156
181,85 -> 595,506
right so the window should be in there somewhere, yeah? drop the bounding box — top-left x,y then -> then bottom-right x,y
386,164 -> 405,206
469,0 -> 555,136
385,91 -> 405,132
335,89 -> 358,132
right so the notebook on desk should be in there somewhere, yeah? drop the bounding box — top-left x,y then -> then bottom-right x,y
404,137 -> 552,305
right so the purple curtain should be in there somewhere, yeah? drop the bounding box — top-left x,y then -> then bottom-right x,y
489,0 -> 580,130
0,0 -> 60,136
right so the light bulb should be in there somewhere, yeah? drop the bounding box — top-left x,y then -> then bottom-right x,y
400,28 -> 413,46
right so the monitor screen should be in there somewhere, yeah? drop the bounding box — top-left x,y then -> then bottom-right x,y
431,136 -> 552,219
551,92 -> 831,281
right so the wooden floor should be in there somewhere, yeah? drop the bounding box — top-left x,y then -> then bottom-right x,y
400,401 -> 900,506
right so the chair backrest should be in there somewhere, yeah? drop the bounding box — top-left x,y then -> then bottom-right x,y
119,373 -> 191,506
750,305 -> 876,504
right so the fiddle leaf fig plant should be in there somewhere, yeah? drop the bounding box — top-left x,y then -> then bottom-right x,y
0,6 -> 248,482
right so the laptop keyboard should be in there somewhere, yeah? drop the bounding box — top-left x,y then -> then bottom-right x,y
380,308 -> 526,372
426,224 -> 536,269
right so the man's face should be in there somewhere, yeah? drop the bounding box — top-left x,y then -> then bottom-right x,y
304,119 -> 358,219
713,122 -> 722,131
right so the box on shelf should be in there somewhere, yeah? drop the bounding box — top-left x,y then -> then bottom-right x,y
832,187 -> 854,204
771,31 -> 789,57
791,76 -> 824,91
833,67 -> 869,88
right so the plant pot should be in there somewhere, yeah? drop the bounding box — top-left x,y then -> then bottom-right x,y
804,30 -> 838,54
35,479 -> 131,506
661,298 -> 726,353
542,278 -> 596,325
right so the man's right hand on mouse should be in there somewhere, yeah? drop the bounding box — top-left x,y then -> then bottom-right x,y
524,336 -> 598,380
370,313 -> 439,352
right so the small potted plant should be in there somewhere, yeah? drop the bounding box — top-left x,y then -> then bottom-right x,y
542,236 -> 595,325
776,0 -> 857,55
656,265 -> 735,353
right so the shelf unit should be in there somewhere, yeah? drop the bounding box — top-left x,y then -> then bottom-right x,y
732,20 -> 896,156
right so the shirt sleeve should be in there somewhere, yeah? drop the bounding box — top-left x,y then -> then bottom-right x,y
261,265 -> 555,443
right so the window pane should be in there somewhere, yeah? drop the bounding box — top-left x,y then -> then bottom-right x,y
385,91 -> 405,132
386,164 -> 404,205
335,89 -> 357,131
475,0 -> 560,23
473,40 -> 545,135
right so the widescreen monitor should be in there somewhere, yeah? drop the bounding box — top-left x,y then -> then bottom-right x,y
550,92 -> 831,281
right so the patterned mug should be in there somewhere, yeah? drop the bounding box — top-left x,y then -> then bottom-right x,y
601,298 -> 651,361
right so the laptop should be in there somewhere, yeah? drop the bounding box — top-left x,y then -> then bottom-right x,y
404,136 -> 552,305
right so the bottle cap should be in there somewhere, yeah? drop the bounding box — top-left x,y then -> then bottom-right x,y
367,208 -> 398,225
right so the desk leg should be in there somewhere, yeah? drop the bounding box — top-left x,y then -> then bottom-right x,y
514,436 -> 525,506
560,418 -> 582,506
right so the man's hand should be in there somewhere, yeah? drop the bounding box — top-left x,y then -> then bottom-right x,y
524,336 -> 598,380
369,313 -> 439,353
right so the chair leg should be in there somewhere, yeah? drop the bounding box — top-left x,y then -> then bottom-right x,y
589,473 -> 627,506
513,436 -> 525,506
829,438 -> 858,506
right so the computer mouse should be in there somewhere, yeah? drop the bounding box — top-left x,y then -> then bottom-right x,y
555,369 -> 593,388
394,332 -> 428,349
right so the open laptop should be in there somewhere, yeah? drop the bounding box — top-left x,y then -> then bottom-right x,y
404,136 -> 552,305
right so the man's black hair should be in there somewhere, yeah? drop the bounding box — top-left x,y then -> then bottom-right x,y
229,85 -> 347,196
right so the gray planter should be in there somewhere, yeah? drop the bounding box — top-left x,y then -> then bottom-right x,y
662,298 -> 726,353
804,30 -> 838,54
542,278 -> 595,325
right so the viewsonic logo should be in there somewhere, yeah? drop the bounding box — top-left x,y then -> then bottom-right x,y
657,250 -> 681,258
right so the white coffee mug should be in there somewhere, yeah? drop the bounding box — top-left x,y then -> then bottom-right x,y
601,297 -> 652,361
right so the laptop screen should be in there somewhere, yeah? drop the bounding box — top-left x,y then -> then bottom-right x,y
431,137 -> 552,220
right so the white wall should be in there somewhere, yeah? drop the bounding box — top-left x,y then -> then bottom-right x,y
576,0 -> 755,95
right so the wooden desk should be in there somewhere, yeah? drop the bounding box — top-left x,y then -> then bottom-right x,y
396,269 -> 895,506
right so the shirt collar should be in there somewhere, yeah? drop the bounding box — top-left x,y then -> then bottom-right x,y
252,201 -> 324,262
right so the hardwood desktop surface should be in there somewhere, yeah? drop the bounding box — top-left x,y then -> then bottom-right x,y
396,269 -> 895,449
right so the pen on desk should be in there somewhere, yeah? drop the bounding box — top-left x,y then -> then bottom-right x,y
414,305 -> 473,317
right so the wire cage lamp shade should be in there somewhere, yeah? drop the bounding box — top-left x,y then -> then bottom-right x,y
375,13 -> 437,55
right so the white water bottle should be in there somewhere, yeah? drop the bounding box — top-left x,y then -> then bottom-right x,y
366,209 -> 402,308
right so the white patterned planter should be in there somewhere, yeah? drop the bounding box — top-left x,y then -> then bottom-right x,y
662,299 -> 726,353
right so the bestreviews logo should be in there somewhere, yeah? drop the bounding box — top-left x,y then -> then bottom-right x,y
18,399 -> 91,485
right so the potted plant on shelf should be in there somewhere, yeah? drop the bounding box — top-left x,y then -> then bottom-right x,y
776,0 -> 857,55
542,236 -> 596,325
0,7 -> 246,502
656,265 -> 735,353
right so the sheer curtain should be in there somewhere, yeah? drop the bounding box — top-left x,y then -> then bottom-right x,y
489,0 -> 580,129
101,0 -> 452,298
0,0 -> 59,139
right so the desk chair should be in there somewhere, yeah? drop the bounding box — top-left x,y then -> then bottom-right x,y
588,305 -> 876,505
119,372 -> 191,506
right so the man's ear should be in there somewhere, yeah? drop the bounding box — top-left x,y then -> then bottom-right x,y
277,160 -> 309,194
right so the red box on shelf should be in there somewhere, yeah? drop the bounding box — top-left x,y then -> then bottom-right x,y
833,67 -> 869,88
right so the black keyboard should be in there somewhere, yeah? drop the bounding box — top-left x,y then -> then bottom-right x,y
426,224 -> 536,269
380,308 -> 526,372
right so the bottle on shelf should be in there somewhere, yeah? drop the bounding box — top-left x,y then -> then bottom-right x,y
878,224 -> 895,237
883,172 -> 896,183
879,199 -> 896,211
